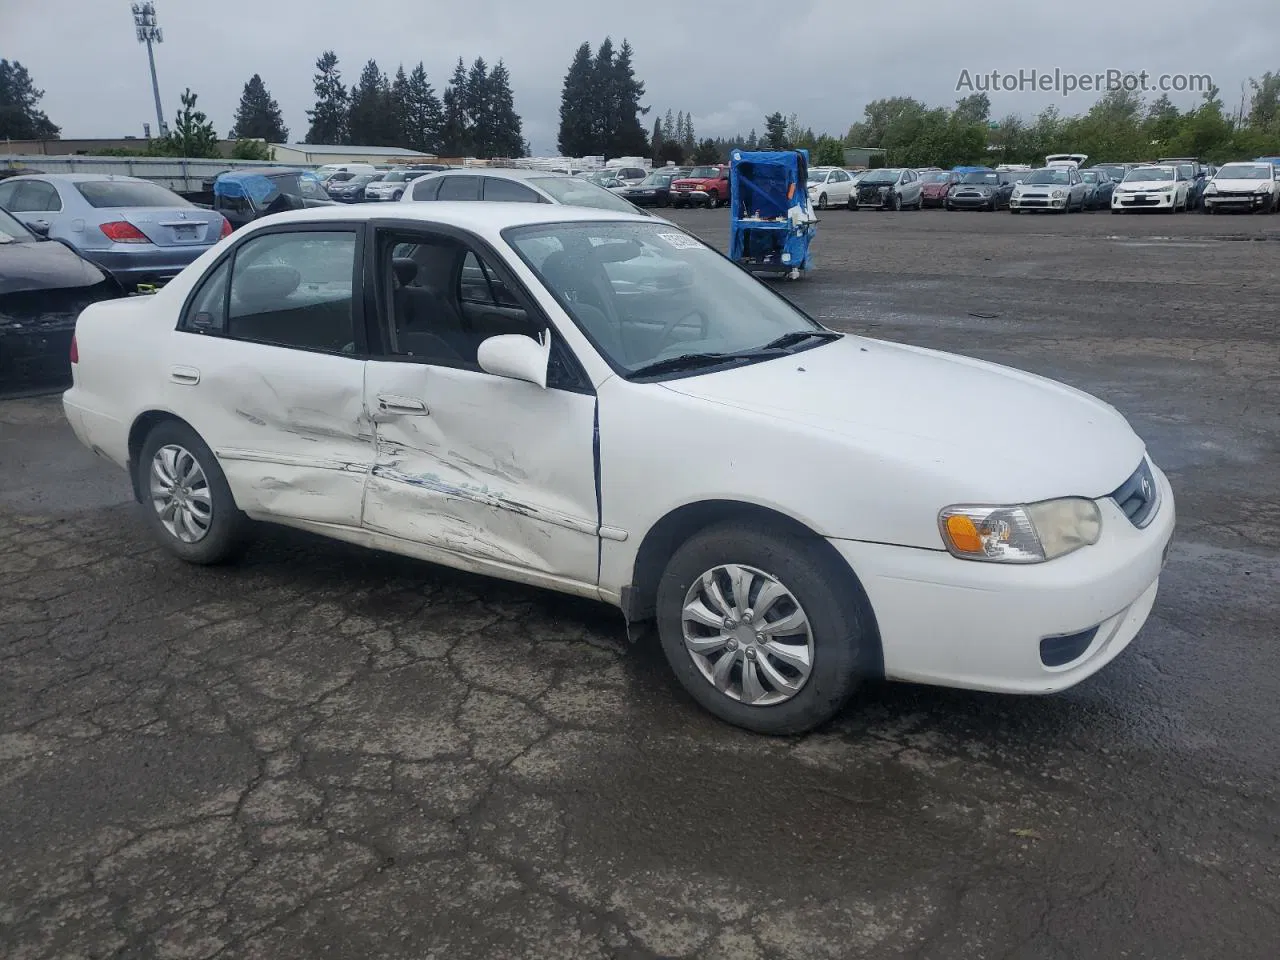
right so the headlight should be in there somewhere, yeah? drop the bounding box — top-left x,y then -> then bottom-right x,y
1255,184 -> 1272,194
1204,183 -> 1217,193
1156,186 -> 1174,193
1052,189 -> 1066,199
939,498 -> 1102,564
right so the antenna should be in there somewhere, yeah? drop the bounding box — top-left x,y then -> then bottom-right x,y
131,3 -> 168,137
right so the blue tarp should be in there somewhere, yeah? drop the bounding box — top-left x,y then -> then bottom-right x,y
728,149 -> 816,275
213,169 -> 323,206
952,165 -> 993,174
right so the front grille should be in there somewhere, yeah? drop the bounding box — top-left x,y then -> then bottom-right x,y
1019,197 -> 1049,206
1110,459 -> 1159,528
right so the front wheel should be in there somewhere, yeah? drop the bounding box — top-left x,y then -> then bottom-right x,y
890,193 -> 902,212
137,421 -> 252,565
847,198 -> 858,211
705,191 -> 719,209
656,522 -> 872,734
816,193 -> 827,210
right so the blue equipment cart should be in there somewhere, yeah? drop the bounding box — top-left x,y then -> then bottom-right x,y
728,149 -> 818,280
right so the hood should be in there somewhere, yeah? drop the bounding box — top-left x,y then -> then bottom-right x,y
0,238 -> 106,295
673,177 -> 722,187
660,335 -> 1143,504
921,182 -> 951,194
1116,180 -> 1174,191
1210,178 -> 1273,191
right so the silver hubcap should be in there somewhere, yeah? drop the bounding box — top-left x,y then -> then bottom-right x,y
150,444 -> 213,543
681,564 -> 815,707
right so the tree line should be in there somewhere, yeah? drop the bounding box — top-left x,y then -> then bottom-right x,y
304,52 -> 525,158
5,48 -> 1279,167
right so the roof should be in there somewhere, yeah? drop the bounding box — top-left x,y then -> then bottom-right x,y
414,167 -> 569,181
271,143 -> 434,158
236,200 -> 653,236
0,172 -> 155,183
216,168 -> 313,181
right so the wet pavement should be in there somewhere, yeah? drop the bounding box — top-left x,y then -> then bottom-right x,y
2,209 -> 1278,959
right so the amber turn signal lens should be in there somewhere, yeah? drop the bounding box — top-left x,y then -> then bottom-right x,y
945,514 -> 984,554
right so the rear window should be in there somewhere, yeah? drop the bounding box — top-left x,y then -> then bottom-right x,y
76,180 -> 190,209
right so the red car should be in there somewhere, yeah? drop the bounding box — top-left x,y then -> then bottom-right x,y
671,164 -> 731,208
920,171 -> 960,208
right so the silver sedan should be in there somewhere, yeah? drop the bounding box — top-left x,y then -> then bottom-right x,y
0,174 -> 229,289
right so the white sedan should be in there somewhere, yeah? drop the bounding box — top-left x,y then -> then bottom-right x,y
1112,164 -> 1191,213
805,167 -> 857,209
62,203 -> 1175,734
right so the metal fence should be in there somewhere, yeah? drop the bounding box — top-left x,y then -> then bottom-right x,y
0,154 -> 294,193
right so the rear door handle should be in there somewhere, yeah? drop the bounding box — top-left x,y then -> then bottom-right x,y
376,394 -> 428,416
170,366 -> 200,385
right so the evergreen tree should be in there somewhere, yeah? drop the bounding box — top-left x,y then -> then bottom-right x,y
681,112 -> 695,152
389,65 -> 410,149
0,59 -> 60,139
229,74 -> 288,142
305,51 -> 348,144
348,59 -> 392,145
591,38 -> 616,151
403,62 -> 443,155
663,109 -> 675,140
746,127 -> 758,149
440,58 -> 470,155
692,138 -> 719,163
610,39 -> 649,156
464,58 -> 491,156
485,60 -> 524,158
764,112 -> 788,149
558,42 -> 595,156
154,88 -> 219,158
651,116 -> 664,162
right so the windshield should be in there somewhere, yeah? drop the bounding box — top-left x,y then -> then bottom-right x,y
0,206 -> 35,242
505,220 -> 825,377
961,172 -> 1001,184
639,173 -> 673,186
75,179 -> 190,208
1081,171 -> 1099,182
1216,163 -> 1271,180
922,172 -> 952,183
1023,169 -> 1070,185
861,170 -> 900,184
687,166 -> 721,179
1125,167 -> 1173,182
1094,165 -> 1126,180
527,177 -> 641,214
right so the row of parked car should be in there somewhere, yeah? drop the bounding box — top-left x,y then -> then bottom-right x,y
838,155 -> 1280,215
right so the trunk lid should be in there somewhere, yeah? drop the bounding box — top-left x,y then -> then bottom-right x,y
114,207 -> 224,247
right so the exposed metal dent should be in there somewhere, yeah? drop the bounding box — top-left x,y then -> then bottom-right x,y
371,465 -> 599,537
217,447 -> 370,473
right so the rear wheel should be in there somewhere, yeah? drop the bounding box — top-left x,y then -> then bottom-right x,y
137,421 -> 252,565
391,190 -> 403,201
656,522 -> 871,734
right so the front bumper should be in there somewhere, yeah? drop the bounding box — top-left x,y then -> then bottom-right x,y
672,188 -> 714,205
948,192 -> 996,208
921,192 -> 948,207
1112,191 -> 1176,209
829,462 -> 1175,694
1010,194 -> 1067,210
1204,192 -> 1272,211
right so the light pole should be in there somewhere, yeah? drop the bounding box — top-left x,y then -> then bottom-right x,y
131,3 -> 167,137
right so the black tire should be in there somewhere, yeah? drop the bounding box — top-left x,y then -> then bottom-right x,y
655,521 -> 872,735
890,192 -> 902,212
137,420 -> 252,565
392,190 -> 403,201
847,197 -> 858,211
817,192 -> 828,210
705,190 -> 719,209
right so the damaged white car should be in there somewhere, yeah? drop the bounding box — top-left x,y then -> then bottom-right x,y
63,204 -> 1175,734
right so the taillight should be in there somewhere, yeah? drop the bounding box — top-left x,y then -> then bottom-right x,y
99,221 -> 151,243
220,216 -> 232,238
70,334 -> 79,364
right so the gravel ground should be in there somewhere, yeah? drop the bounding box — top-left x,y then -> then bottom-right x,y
2,207 -> 1277,959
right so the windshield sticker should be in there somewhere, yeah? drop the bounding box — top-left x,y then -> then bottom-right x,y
658,232 -> 702,250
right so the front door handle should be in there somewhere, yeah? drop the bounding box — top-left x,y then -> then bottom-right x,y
170,365 -> 200,385
376,394 -> 428,416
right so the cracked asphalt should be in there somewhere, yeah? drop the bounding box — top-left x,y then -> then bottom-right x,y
2,209 -> 1278,959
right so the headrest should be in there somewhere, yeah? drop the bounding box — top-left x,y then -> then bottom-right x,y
233,264 -> 300,309
392,257 -> 418,286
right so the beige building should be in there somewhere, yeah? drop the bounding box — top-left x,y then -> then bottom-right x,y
268,143 -> 436,166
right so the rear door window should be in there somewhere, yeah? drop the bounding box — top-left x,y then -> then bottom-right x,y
437,176 -> 481,201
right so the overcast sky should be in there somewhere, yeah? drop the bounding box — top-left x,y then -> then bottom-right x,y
4,0 -> 1278,154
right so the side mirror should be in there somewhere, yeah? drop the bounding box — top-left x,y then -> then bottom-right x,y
27,220 -> 51,237
477,331 -> 551,389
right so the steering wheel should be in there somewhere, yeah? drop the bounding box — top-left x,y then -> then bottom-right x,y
656,308 -> 709,348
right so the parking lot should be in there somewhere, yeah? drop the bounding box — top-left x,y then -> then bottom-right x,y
3,207 -> 1278,959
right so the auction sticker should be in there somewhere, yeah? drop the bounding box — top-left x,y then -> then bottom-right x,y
658,232 -> 703,250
